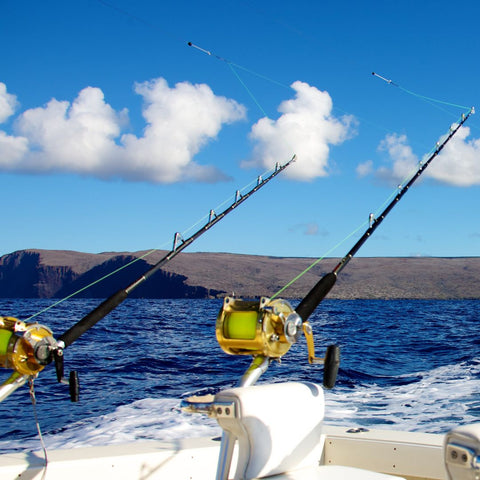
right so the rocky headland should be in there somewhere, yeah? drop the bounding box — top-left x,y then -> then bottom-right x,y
0,249 -> 479,300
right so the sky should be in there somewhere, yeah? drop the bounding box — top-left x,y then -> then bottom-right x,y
1,0 -> 480,260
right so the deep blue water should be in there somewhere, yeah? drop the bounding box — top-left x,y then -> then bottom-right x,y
0,298 -> 479,452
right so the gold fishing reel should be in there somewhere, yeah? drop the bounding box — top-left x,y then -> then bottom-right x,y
0,316 -> 58,376
216,296 -> 327,364
0,315 -> 81,402
0,316 -> 70,402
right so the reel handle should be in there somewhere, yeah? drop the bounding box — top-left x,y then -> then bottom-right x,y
303,322 -> 340,389
54,349 -> 79,402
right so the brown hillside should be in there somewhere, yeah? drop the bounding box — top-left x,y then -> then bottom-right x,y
0,249 -> 478,299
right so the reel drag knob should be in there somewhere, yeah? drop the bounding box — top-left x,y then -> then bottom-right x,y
284,312 -> 303,344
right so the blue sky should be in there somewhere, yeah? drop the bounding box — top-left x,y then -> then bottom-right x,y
1,0 -> 479,260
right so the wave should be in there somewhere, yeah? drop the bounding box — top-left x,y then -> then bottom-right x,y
325,359 -> 480,433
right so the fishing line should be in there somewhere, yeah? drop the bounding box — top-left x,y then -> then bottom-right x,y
24,163 -> 290,322
372,72 -> 470,111
29,378 -> 48,478
188,40 -> 361,124
227,63 -> 268,117
189,46 -> 469,166
369,71 -> 474,153
188,42 -> 275,117
270,221 -> 367,300
187,42 -> 291,90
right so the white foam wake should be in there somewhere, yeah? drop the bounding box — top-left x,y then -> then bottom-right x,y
325,359 -> 480,433
4,359 -> 480,453
0,398 -> 221,453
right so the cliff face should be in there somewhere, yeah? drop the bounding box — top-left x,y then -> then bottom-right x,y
0,250 -> 223,299
0,251 -> 76,298
54,255 -> 222,299
0,249 -> 479,299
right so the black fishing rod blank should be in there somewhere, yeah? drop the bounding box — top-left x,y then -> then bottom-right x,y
295,108 -> 474,323
58,156 -> 295,349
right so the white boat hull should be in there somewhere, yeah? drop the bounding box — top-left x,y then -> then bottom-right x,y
0,426 -> 446,480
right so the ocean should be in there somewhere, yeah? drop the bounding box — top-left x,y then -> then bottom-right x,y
0,297 -> 479,453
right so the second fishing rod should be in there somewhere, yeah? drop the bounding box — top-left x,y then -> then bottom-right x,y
295,108 -> 474,323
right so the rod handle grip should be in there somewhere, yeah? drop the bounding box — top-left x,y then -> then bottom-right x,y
295,272 -> 337,322
59,289 -> 128,348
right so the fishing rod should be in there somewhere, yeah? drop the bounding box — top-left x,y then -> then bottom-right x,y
295,108 -> 474,322
0,156 -> 295,402
214,108 -> 474,390
58,156 -> 295,349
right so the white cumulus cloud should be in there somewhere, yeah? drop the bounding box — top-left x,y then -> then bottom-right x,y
376,133 -> 418,183
372,126 -> 480,187
0,78 -> 246,183
427,126 -> 480,186
356,159 -> 373,178
0,83 -> 18,123
15,87 -> 123,175
245,81 -> 356,181
121,78 -> 246,183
